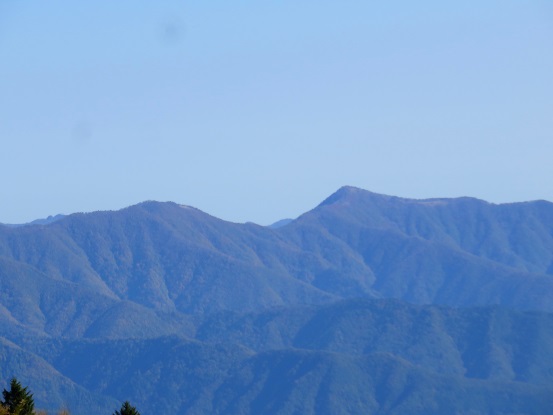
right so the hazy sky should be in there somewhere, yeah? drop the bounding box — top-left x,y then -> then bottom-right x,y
1,1 -> 552,225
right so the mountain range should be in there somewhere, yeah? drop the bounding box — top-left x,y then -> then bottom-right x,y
1,186 -> 552,414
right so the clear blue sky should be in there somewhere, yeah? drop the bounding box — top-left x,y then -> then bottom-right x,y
1,1 -> 552,224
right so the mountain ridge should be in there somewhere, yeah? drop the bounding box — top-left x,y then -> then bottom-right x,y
5,186 -> 553,230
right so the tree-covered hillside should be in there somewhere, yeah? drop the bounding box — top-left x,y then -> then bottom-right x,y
1,187 -> 553,414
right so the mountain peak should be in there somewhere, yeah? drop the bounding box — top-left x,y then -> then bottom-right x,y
318,186 -> 393,208
318,186 -> 495,210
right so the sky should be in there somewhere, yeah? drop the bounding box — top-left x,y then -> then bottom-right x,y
1,1 -> 552,225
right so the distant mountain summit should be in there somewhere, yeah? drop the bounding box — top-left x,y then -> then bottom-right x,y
317,185 -> 487,211
0,213 -> 65,227
305,186 -> 553,274
318,185 -> 390,205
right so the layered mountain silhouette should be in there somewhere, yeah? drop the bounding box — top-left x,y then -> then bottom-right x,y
0,187 -> 552,414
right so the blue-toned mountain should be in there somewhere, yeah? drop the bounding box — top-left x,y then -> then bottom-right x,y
1,187 -> 553,414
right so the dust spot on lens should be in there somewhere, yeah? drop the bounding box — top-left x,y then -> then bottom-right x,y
71,122 -> 92,143
159,17 -> 185,45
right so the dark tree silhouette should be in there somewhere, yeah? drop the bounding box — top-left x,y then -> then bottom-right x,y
1,378 -> 35,415
113,401 -> 140,415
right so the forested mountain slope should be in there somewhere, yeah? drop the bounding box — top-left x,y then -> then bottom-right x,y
1,187 -> 552,414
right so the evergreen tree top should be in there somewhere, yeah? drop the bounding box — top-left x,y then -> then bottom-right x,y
113,401 -> 140,415
1,378 -> 35,415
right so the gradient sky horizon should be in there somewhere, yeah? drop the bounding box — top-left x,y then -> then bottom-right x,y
1,1 -> 552,225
